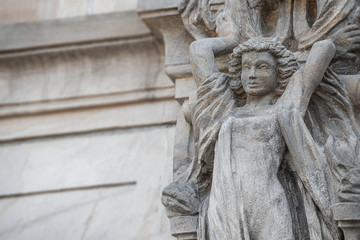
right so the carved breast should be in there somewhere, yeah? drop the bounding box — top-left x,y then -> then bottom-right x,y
224,110 -> 285,172
230,110 -> 283,147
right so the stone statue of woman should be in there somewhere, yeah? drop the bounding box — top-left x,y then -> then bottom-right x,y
162,36 -> 360,239
195,37 -> 318,240
162,1 -> 360,239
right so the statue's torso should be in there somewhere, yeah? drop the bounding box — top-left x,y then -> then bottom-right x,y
207,107 -> 293,239
226,108 -> 289,218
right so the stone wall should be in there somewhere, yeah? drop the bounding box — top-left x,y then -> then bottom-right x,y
0,2 -> 177,239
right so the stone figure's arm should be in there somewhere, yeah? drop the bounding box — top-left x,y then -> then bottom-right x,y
289,40 -> 336,116
189,37 -> 238,86
189,10 -> 241,87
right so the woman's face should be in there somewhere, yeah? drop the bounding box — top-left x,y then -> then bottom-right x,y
241,51 -> 278,97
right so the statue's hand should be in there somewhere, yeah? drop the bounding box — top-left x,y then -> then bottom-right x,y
178,0 -> 212,40
178,0 -> 197,18
205,72 -> 228,85
215,10 -> 239,38
162,181 -> 200,217
330,24 -> 360,52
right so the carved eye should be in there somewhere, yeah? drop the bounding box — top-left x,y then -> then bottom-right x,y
243,64 -> 251,70
258,64 -> 269,70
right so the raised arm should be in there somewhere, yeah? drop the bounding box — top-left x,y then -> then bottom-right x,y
179,0 -> 245,86
189,36 -> 239,86
302,40 -> 336,93
188,4 -> 242,86
281,40 -> 336,116
298,40 -> 336,113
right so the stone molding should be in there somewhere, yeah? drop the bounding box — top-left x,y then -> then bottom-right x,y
0,87 -> 174,118
0,11 -> 150,54
0,98 -> 179,142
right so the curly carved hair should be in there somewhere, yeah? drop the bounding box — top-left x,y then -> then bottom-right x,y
229,37 -> 299,101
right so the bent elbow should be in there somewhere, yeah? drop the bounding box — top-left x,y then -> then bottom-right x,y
189,39 -> 212,57
313,40 -> 336,56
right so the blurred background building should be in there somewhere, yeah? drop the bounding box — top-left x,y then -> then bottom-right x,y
0,0 -> 191,239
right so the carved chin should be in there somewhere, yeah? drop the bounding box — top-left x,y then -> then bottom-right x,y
245,87 -> 274,96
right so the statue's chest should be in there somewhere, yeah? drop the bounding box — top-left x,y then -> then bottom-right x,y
228,112 -> 283,145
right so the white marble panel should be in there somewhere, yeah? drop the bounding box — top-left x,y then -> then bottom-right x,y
0,125 -> 175,196
0,184 -> 173,240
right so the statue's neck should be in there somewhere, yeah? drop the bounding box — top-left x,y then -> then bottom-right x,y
245,94 -> 275,110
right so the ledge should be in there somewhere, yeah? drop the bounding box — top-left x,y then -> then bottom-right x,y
0,98 -> 179,142
0,11 -> 150,54
0,87 -> 175,117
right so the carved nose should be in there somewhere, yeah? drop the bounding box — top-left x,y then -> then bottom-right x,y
249,68 -> 256,79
